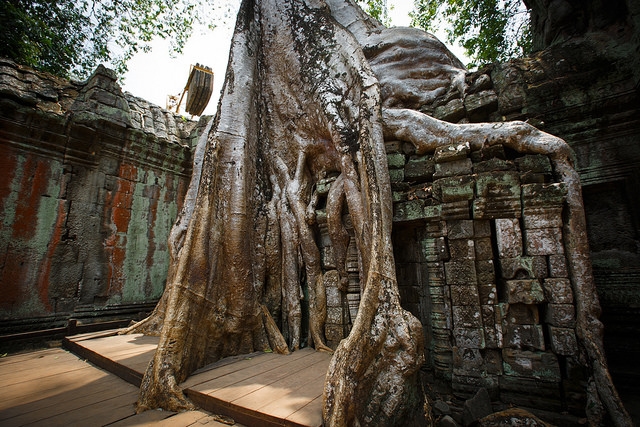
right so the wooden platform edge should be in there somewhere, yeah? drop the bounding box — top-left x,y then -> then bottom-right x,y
62,336 -> 144,387
185,388 -> 318,427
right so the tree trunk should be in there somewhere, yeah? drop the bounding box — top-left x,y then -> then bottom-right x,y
129,0 -> 630,425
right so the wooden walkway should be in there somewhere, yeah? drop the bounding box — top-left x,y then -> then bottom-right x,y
62,331 -> 330,427
0,345 -> 234,426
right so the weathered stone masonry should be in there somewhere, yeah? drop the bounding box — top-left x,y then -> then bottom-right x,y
0,59 -> 200,332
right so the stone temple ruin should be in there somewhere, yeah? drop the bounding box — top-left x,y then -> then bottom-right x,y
318,137 -> 583,412
1,0 -> 639,423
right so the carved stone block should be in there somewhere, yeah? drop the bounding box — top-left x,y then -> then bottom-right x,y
503,324 -> 545,350
445,259 -> 478,285
543,304 -> 575,327
504,303 -> 540,325
454,327 -> 486,349
547,326 -> 578,356
522,207 -> 563,229
447,219 -> 475,239
450,284 -> 480,306
524,227 -> 564,255
502,348 -> 560,381
474,237 -> 494,260
548,255 -> 569,278
542,278 -> 574,304
504,279 -> 545,304
495,218 -> 523,258
453,305 -> 483,328
449,238 -> 475,259
478,283 -> 498,305
476,259 -> 496,285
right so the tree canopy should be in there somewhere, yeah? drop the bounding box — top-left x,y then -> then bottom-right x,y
411,0 -> 532,68
0,0 -> 233,79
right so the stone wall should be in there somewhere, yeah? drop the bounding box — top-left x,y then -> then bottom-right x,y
420,19 -> 640,390
0,59 -> 200,332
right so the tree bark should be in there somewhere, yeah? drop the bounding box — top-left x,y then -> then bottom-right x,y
128,0 -> 630,425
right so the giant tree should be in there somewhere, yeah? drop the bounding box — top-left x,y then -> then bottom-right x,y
124,0 -> 631,425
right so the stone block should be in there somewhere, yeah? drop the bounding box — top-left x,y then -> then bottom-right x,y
450,284 -> 480,306
522,207 -> 563,229
515,154 -> 552,174
325,323 -> 344,344
324,282 -> 341,308
503,324 -> 545,350
475,259 -> 496,285
495,218 -> 523,258
474,237 -> 494,260
393,199 -> 424,222
475,171 -> 521,199
423,201 -> 443,220
502,348 -> 560,381
452,374 -> 500,399
386,152 -> 406,169
434,98 -> 466,122
474,219 -> 492,237
521,183 -> 567,208
473,157 -> 515,173
384,140 -> 403,153
434,158 -> 473,178
388,168 -> 405,183
483,349 -> 503,374
504,303 -> 540,324
499,377 -> 563,412
548,255 -> 569,278
548,326 -> 578,356
504,279 -> 545,304
453,305 -> 483,328
462,387 -> 493,426
543,304 -> 575,327
453,346 -> 484,376
542,278 -> 574,304
464,90 -> 498,120
404,155 -> 435,182
433,176 -> 475,202
326,307 -> 343,324
473,197 -> 522,219
442,200 -> 471,220
434,142 -> 470,163
427,262 -> 446,285
447,219 -> 475,239
421,237 -> 448,262
454,327 -> 486,349
524,228 -> 564,255
478,284 -> 498,305
448,239 -> 475,259
497,256 -> 535,280
445,260 -> 477,285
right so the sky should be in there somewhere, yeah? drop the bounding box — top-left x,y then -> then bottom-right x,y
121,1 -> 467,117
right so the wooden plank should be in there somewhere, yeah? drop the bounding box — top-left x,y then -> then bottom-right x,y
187,349 -> 315,392
105,408 -> 177,427
65,329 -> 121,343
63,337 -> 144,386
0,348 -> 80,374
0,364 -> 101,406
30,391 -> 139,427
210,350 -> 329,404
0,352 -> 93,383
255,362 -> 328,423
230,353 -> 329,410
182,352 -> 278,388
285,395 -> 323,427
0,373 -> 125,420
0,348 -> 63,365
2,381 -> 138,426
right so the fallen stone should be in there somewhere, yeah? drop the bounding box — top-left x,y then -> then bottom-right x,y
462,387 -> 493,426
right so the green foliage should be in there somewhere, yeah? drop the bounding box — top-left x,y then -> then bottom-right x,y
357,0 -> 391,26
0,0 -> 232,79
410,0 -> 532,68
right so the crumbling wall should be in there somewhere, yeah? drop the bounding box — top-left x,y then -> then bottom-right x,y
0,59 -> 200,332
